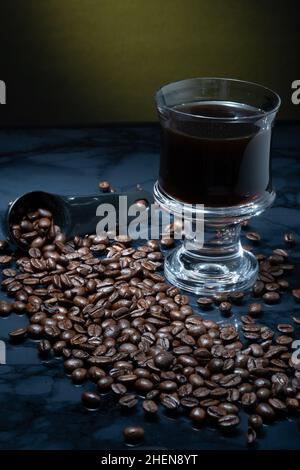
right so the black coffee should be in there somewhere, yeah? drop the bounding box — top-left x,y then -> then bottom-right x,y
159,101 -> 272,206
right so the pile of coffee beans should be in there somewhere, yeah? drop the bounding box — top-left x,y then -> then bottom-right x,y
1,206 -> 300,446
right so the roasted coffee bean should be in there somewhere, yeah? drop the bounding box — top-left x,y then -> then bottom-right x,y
263,292 -> 280,304
193,387 -> 211,398
159,380 -> 177,393
197,297 -> 213,309
218,402 -> 239,415
123,425 -> 144,443
119,394 -> 138,408
38,339 -> 52,356
97,376 -> 114,391
256,387 -> 271,401
248,303 -> 262,316
277,323 -> 294,334
0,255 -> 13,265
189,407 -> 206,424
213,293 -> 229,305
143,399 -> 158,413
53,340 -> 66,355
286,398 -> 299,410
135,378 -> 153,393
160,394 -> 180,410
0,300 -> 13,315
268,398 -> 287,413
27,324 -> 44,338
284,233 -> 295,245
247,427 -> 257,445
64,358 -> 84,373
111,383 -> 127,395
229,292 -> 244,304
276,335 -> 293,346
13,301 -> 26,312
248,414 -> 263,430
246,232 -> 261,243
81,391 -> 101,409
252,280 -> 265,297
160,238 -> 174,248
98,181 -> 110,192
218,414 -> 240,428
219,302 -> 232,314
255,402 -> 276,421
189,374 -> 205,388
72,368 -> 87,384
181,397 -> 199,408
154,352 -> 174,370
0,239 -> 9,251
292,289 -> 300,302
227,389 -> 240,402
219,374 -> 242,388
241,392 -> 257,407
9,327 -> 27,340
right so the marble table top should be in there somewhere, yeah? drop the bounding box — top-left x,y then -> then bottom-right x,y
0,124 -> 299,450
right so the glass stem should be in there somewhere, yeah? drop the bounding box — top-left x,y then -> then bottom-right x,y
184,222 -> 243,259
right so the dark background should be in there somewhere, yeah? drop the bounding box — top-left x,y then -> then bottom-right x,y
0,0 -> 300,126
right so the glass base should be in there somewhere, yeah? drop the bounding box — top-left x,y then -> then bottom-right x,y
164,244 -> 258,295
154,181 -> 275,297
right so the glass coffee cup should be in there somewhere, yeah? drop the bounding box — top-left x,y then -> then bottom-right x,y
154,77 -> 280,295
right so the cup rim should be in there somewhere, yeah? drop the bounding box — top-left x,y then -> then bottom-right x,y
155,77 -> 281,121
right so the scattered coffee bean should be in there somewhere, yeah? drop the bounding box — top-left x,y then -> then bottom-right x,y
197,297 -> 214,309
252,281 -> 265,297
263,292 -> 280,304
143,399 -> 158,414
154,352 -> 174,370
255,402 -> 275,421
284,233 -> 295,245
0,255 -> 12,265
0,300 -> 13,316
160,238 -> 174,249
246,232 -> 261,243
81,391 -> 101,409
72,368 -> 87,384
219,302 -> 232,314
1,205 -> 300,447
123,425 -> 144,443
9,327 -> 27,340
277,323 -> 294,334
247,426 -> 257,445
189,407 -> 206,424
248,303 -> 262,316
119,394 -> 138,409
98,181 -> 110,192
248,414 -> 263,431
292,289 -> 300,302
218,414 -> 240,429
38,339 -> 52,356
0,240 -> 9,251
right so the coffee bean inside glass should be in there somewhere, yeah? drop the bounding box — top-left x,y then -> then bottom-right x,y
154,78 -> 280,295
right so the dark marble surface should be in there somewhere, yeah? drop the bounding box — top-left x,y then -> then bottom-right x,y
0,124 -> 299,450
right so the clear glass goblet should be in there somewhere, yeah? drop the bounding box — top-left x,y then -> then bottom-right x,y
154,77 -> 280,295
